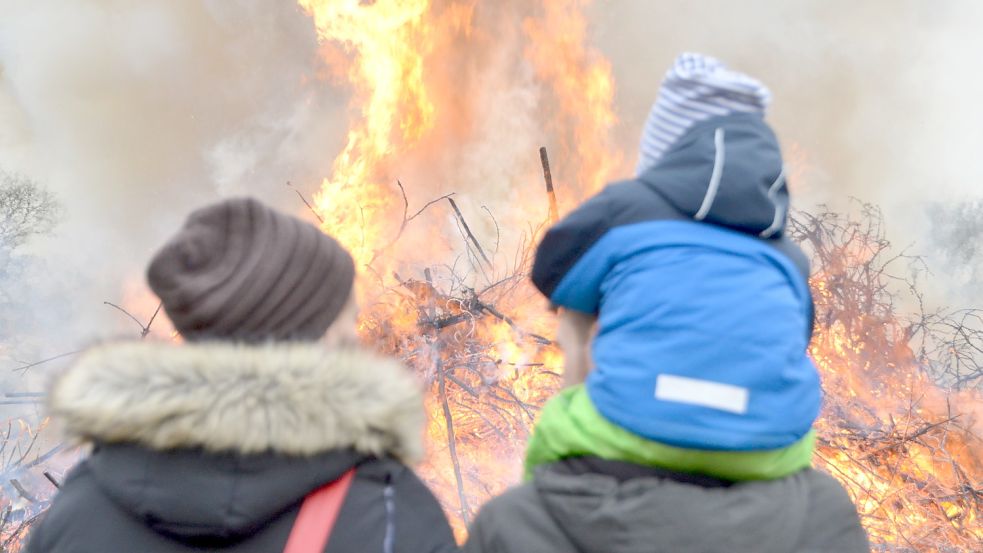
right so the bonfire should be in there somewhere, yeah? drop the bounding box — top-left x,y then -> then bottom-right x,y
291,3 -> 983,547
3,1 -> 982,552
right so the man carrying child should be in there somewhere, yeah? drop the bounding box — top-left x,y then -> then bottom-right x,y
464,53 -> 869,553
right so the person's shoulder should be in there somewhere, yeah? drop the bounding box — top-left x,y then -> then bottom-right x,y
466,481 -> 577,553
358,457 -> 459,551
795,469 -> 871,551
481,481 -> 542,513
357,457 -> 436,489
465,483 -> 539,552
767,234 -> 812,280
25,460 -> 119,551
798,468 -> 857,509
470,482 -> 556,538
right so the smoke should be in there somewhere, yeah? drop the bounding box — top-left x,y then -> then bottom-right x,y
590,0 -> 983,307
0,1 -> 350,355
1,0 -> 981,371
0,1 -> 576,380
927,199 -> 983,296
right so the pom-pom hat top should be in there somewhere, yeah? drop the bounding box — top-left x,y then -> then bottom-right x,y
147,197 -> 355,342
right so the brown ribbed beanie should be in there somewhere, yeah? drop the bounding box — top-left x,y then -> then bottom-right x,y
147,197 -> 355,342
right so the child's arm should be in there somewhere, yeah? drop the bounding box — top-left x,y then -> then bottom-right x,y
530,186 -> 610,386
555,308 -> 597,387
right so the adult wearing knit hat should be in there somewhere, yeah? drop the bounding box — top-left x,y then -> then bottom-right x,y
29,197 -> 457,553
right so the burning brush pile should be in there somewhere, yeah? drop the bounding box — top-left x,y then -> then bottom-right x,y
793,203 -> 983,551
319,191 -> 983,551
0,420 -> 61,551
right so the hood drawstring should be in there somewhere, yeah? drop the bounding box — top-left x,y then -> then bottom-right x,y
759,167 -> 787,238
383,475 -> 395,553
694,128 -> 726,221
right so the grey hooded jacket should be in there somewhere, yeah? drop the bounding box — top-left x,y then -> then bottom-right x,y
464,458 -> 869,553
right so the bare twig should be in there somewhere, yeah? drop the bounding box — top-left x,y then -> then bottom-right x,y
102,301 -> 162,339
13,350 -> 81,373
143,302 -> 163,338
540,147 -> 559,224
366,182 -> 454,266
9,479 -> 36,503
286,181 -> 324,224
42,471 -> 60,489
447,197 -> 492,269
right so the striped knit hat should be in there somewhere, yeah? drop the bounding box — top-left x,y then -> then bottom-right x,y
636,53 -> 772,176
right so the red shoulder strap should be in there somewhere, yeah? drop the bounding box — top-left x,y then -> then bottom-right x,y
283,468 -> 356,553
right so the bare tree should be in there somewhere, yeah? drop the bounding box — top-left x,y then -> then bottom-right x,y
0,171 -> 60,252
0,170 -> 61,352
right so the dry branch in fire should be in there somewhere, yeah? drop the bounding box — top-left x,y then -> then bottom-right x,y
290,170 -> 561,526
349,178 -> 559,525
790,202 -> 983,551
1,302 -> 164,550
0,421 -> 62,551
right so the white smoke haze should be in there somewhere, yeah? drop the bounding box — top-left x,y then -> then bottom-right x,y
1,0 -> 981,392
591,0 -> 983,306
0,1 -> 342,358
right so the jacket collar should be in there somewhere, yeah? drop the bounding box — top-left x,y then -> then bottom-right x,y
49,341 -> 424,462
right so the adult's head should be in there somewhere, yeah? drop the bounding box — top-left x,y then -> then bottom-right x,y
147,197 -> 357,345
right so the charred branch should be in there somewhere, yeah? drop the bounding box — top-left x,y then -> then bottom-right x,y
42,472 -> 60,489
447,197 -> 492,270
286,181 -> 324,224
9,479 -> 36,503
424,268 -> 472,525
539,147 -> 559,224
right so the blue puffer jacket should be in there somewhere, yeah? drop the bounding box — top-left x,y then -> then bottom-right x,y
532,112 -> 820,451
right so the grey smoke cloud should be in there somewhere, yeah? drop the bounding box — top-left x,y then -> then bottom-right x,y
0,0 -> 980,364
591,0 -> 983,306
0,1 -> 347,351
0,1 -> 344,269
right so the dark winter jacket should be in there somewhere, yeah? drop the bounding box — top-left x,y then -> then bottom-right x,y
26,342 -> 458,553
464,458 -> 870,553
531,112 -> 820,452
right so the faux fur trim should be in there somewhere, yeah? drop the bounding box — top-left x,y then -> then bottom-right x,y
49,341 -> 424,462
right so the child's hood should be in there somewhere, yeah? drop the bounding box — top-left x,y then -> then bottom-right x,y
638,112 -> 789,238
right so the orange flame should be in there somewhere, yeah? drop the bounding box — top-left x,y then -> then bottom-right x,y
523,0 -> 620,201
299,0 -> 438,269
295,1 -> 617,539
295,1 -> 981,550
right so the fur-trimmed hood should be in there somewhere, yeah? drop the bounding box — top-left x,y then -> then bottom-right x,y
50,341 -> 424,463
